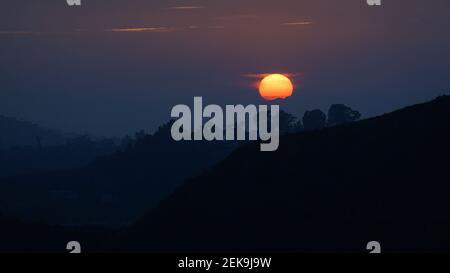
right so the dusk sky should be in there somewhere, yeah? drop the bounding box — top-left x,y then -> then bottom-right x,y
1,0 -> 449,136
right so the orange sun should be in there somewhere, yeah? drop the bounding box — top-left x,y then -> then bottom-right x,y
258,74 -> 294,101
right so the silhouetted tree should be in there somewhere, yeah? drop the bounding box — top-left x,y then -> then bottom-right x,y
265,110 -> 302,134
121,135 -> 134,150
303,109 -> 327,131
134,130 -> 147,146
294,119 -> 304,132
279,110 -> 300,134
327,104 -> 361,127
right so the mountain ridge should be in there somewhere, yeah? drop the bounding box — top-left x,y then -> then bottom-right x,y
125,95 -> 450,252
1,96 -> 449,252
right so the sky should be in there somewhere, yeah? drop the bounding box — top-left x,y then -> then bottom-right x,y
1,0 -> 449,137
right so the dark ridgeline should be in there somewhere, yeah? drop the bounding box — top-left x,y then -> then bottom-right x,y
124,96 -> 450,252
0,96 -> 449,252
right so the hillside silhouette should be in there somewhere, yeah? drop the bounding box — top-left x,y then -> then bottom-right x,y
0,122 -> 237,226
0,104 -> 358,226
124,96 -> 450,252
1,96 -> 449,252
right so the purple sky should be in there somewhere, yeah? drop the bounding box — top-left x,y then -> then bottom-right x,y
1,0 -> 449,136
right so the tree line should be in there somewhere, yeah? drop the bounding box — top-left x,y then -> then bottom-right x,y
280,104 -> 361,133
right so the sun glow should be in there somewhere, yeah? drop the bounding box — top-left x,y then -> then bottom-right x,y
258,74 -> 294,100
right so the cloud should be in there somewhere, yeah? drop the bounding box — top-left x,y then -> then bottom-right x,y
104,27 -> 176,33
281,21 -> 313,26
0,25 -> 225,36
241,73 -> 269,79
242,73 -> 302,79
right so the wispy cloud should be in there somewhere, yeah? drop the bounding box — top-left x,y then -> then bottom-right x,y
242,73 -> 302,78
241,73 -> 269,79
104,27 -> 176,33
281,21 -> 313,26
1,23 -> 228,37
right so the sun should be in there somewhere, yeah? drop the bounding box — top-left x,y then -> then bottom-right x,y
258,74 -> 294,101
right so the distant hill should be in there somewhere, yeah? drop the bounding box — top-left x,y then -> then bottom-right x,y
0,135 -> 119,178
0,122 -> 237,227
0,115 -> 67,150
124,96 -> 450,253
0,115 -> 119,178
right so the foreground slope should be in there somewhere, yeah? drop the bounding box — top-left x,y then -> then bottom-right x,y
127,96 -> 450,252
